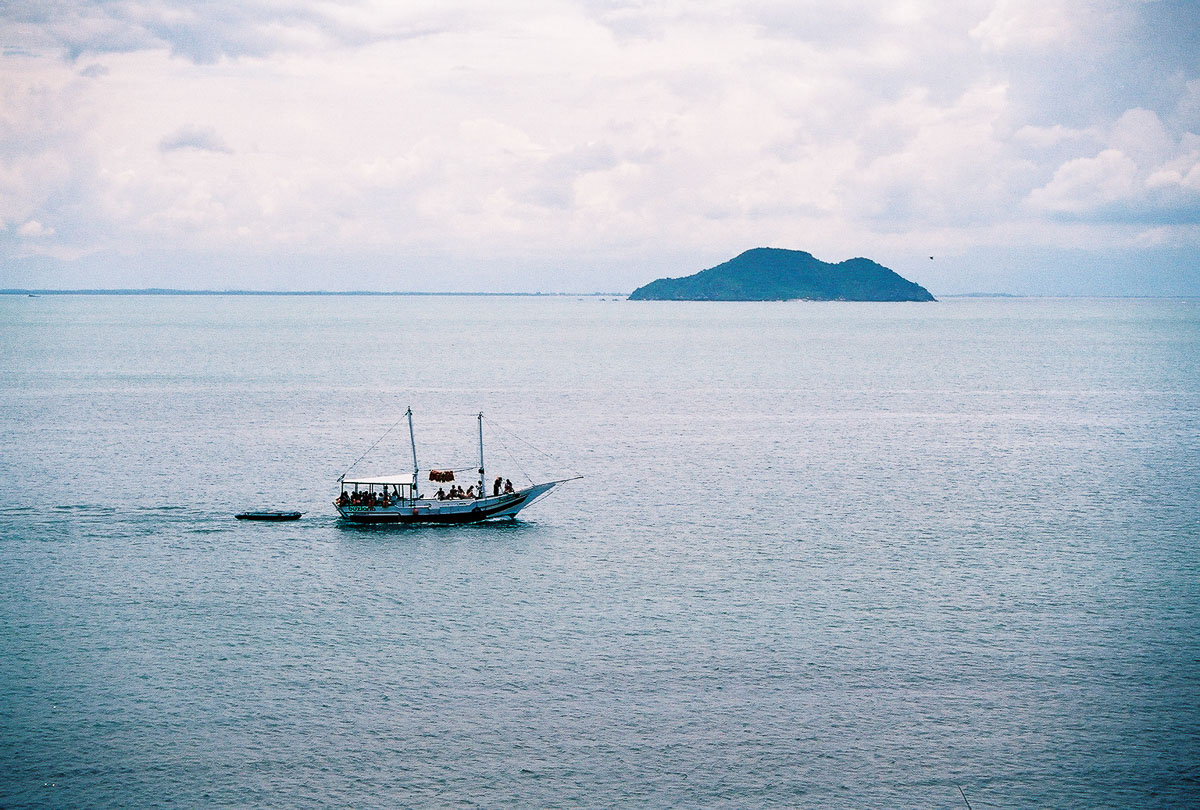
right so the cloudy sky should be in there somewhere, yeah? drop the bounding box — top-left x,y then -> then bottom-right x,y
1,0 -> 1197,294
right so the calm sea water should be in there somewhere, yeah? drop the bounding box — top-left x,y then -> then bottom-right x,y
1,295 -> 1198,808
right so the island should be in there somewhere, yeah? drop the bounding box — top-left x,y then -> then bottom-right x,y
628,247 -> 936,302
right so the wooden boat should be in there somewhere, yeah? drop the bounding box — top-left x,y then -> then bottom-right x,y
235,511 -> 303,521
334,409 -> 575,525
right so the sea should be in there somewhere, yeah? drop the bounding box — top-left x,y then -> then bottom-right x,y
1,294 -> 1197,808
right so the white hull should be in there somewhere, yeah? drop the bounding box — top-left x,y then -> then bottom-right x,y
335,481 -> 559,524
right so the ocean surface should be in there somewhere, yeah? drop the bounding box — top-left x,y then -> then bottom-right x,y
1,294 -> 1198,808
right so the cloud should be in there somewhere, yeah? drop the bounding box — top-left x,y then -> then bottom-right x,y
1027,107 -> 1200,224
0,0 -> 1197,292
3,0 -> 467,64
1012,123 -> 1093,150
159,125 -> 232,154
1110,107 -> 1173,163
970,0 -> 1076,52
1028,149 -> 1140,214
17,219 -> 54,237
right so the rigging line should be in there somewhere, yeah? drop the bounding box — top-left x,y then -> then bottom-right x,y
484,419 -> 547,483
341,409 -> 411,479
486,429 -> 533,485
482,415 -> 581,478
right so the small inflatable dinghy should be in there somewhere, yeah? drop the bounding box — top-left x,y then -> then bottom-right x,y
235,511 -> 303,521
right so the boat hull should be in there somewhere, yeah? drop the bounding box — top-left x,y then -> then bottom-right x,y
236,511 -> 303,521
335,482 -> 557,525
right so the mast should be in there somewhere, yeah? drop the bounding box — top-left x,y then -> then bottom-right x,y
478,411 -> 485,499
407,407 -> 419,498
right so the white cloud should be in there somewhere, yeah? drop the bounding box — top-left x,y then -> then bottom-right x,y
1146,149 -> 1200,193
1027,107 -> 1200,221
17,219 -> 55,237
1012,123 -> 1093,150
159,125 -> 232,153
969,0 -> 1076,51
1110,108 -> 1173,164
1028,149 -> 1139,213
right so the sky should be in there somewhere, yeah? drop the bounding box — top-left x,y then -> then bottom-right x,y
1,0 -> 1197,294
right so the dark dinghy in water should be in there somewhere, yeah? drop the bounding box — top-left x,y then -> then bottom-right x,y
235,511 -> 303,521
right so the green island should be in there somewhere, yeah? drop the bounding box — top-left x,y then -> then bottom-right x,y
628,247 -> 936,302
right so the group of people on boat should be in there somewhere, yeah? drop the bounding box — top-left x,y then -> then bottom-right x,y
336,489 -> 392,508
434,478 -> 515,500
436,485 -> 475,500
336,476 -> 518,508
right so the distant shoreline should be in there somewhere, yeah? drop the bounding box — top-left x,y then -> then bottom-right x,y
4,289 -> 1196,299
3,289 -> 626,297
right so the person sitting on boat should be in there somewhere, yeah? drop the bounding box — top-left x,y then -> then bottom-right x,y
380,492 -> 390,507
493,476 -> 502,496
337,491 -> 349,506
436,487 -> 446,500
504,479 -> 514,494
466,485 -> 476,498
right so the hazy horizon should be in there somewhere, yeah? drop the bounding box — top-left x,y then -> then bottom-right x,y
2,1 -> 1198,296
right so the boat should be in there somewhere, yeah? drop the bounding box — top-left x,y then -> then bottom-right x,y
334,409 -> 573,525
236,511 -> 303,521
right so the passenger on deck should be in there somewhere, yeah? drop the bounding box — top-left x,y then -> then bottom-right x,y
436,487 -> 446,500
337,491 -> 349,506
493,476 -> 502,496
466,485 -> 476,498
504,479 -> 514,494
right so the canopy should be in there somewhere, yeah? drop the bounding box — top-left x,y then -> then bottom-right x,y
341,474 -> 415,486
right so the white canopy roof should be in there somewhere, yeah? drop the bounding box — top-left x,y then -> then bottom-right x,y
341,473 -> 415,486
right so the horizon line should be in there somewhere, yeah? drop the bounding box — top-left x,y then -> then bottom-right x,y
2,288 -> 629,297
4,289 -> 1196,300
